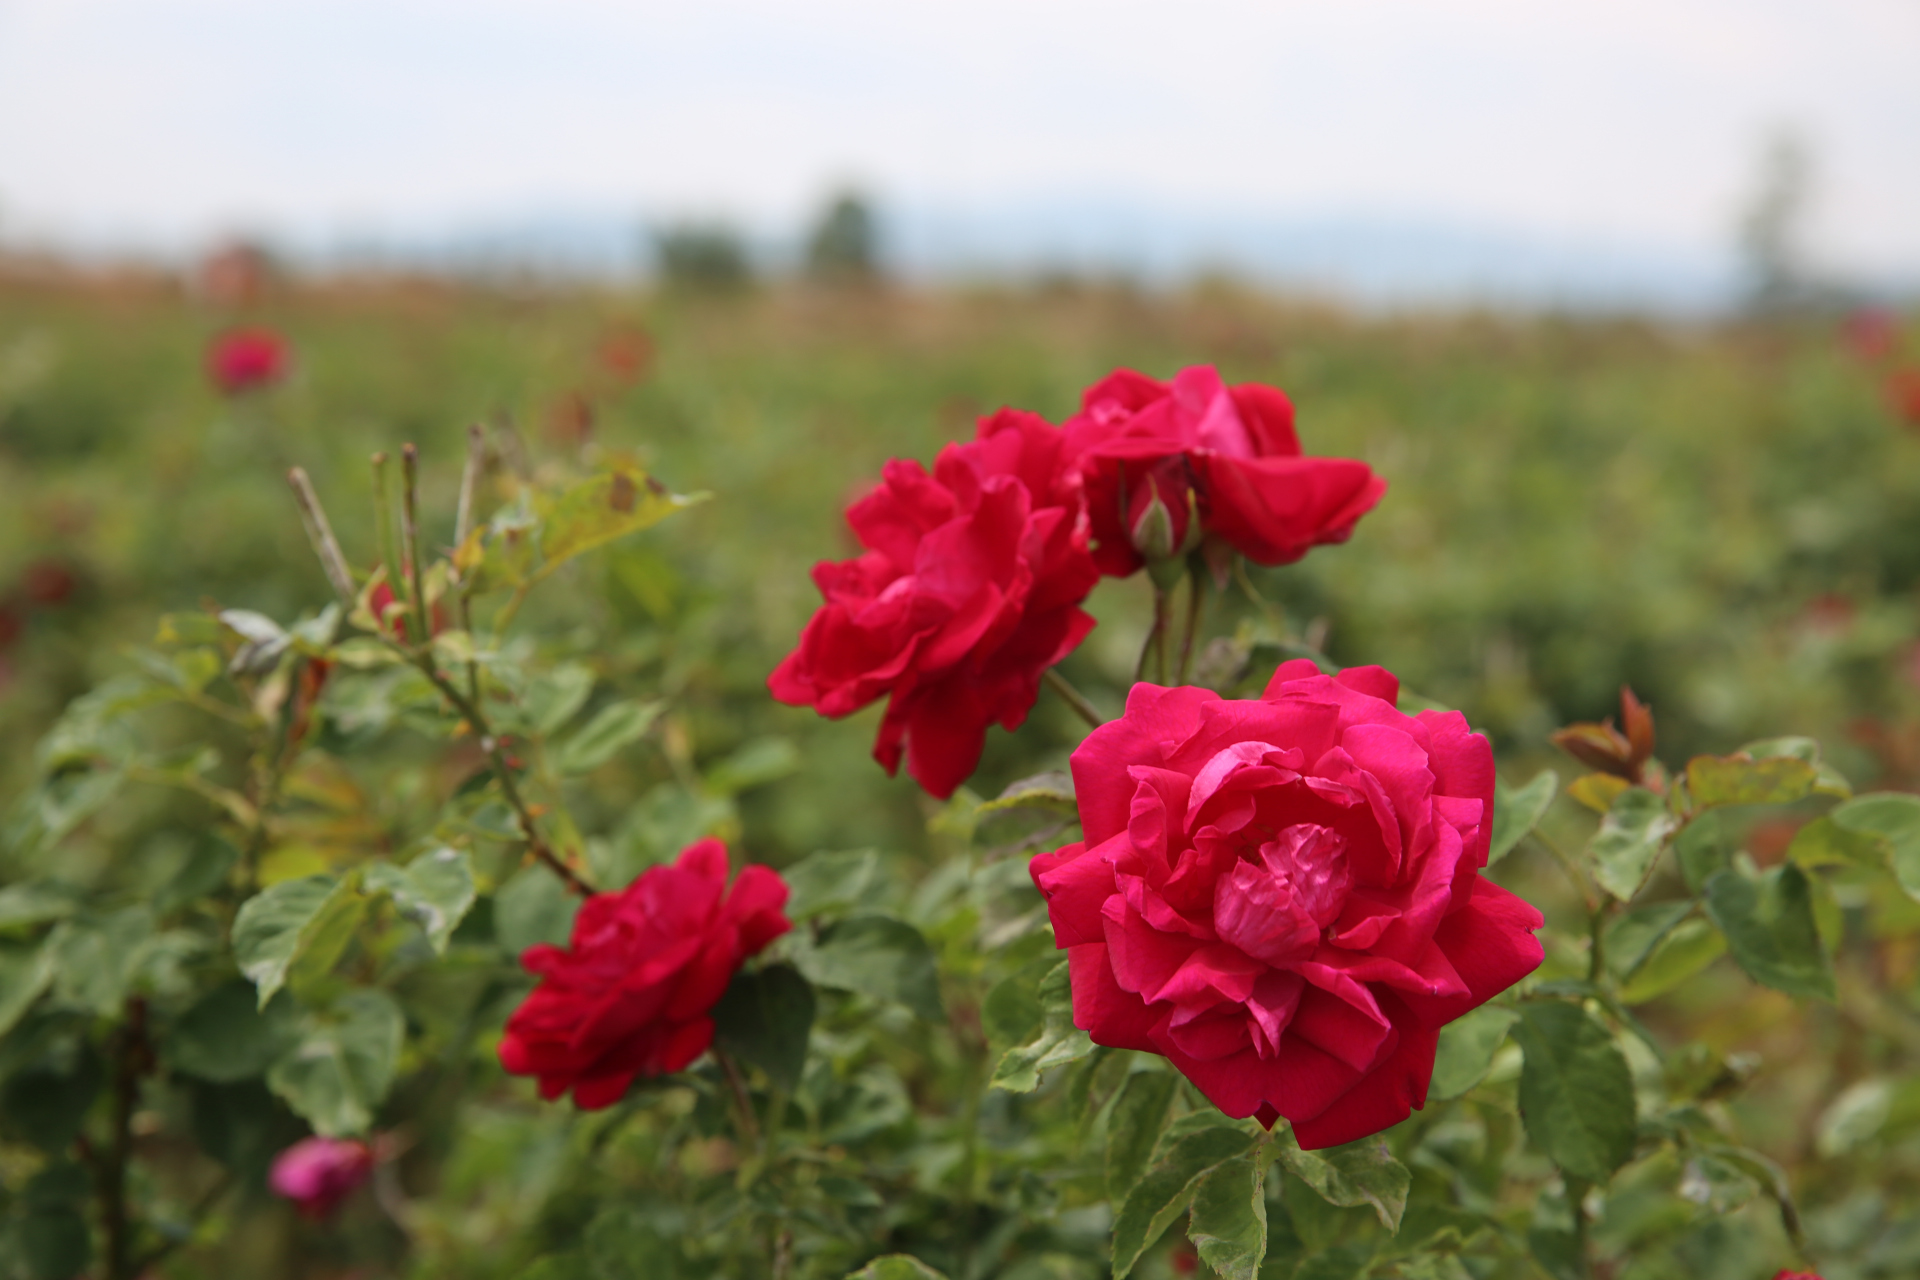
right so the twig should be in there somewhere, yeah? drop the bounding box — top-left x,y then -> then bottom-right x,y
407,653 -> 595,897
97,998 -> 151,1280
1135,586 -> 1171,686
1043,668 -> 1105,730
455,422 -> 486,549
714,1048 -> 762,1152
399,443 -> 430,643
286,467 -> 356,603
1176,566 -> 1205,684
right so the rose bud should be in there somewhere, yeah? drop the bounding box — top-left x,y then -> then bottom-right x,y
368,575 -> 446,642
770,408 -> 1100,799
499,839 -> 790,1108
207,327 -> 291,395
269,1136 -> 375,1221
1061,366 -> 1384,578
1031,661 -> 1544,1149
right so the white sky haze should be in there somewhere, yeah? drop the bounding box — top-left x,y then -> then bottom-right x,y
0,0 -> 1915,281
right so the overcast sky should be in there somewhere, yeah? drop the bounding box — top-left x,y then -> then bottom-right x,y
1,0 -> 1916,275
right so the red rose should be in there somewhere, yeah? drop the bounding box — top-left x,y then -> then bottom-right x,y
1061,366 -> 1385,576
499,839 -> 790,1108
207,326 -> 290,394
268,1136 -> 374,1220
1772,1272 -> 1822,1280
1030,660 -> 1544,1149
770,409 -> 1100,798
1887,367 -> 1920,427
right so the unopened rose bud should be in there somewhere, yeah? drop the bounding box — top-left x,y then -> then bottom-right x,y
269,1136 -> 374,1221
1130,487 -> 1180,561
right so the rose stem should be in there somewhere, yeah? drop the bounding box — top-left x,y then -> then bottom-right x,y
1153,586 -> 1171,684
369,452 -> 409,639
454,422 -> 485,549
1176,565 -> 1206,684
399,443 -> 431,643
1043,668 -> 1104,730
714,1047 -> 762,1152
286,467 -> 356,603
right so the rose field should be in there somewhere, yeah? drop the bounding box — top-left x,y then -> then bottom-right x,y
2,267 -> 1920,1280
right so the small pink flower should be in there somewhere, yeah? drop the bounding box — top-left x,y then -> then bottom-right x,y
207,327 -> 290,395
269,1136 -> 374,1220
1842,308 -> 1899,363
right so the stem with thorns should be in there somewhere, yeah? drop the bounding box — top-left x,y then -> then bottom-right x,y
399,443 -> 430,643
455,423 -> 485,549
407,653 -> 595,897
1043,668 -> 1104,730
287,467 -> 355,603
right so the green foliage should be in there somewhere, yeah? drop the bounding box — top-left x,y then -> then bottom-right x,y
1513,1001 -> 1637,1183
1704,862 -> 1836,1000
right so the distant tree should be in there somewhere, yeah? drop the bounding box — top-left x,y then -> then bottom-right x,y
804,191 -> 881,283
1738,129 -> 1815,313
653,222 -> 754,292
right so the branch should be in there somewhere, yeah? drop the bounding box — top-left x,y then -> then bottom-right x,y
286,467 -> 356,603
1042,668 -> 1105,730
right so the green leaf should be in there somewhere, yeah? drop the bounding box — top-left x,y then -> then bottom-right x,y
1686,753 -> 1820,809
781,849 -> 886,921
363,847 -> 476,953
537,465 -> 706,574
517,1256 -> 593,1280
710,963 -> 815,1092
1274,1130 -> 1412,1231
0,1050 -> 102,1152
1587,787 -> 1676,901
1429,1004 -> 1518,1100
584,1205 -> 680,1280
17,1204 -> 90,1280
1489,770 -> 1558,865
233,874 -> 355,1006
494,864 -> 581,955
1673,810 -> 1730,893
0,882 -> 79,931
987,956 -> 1093,1091
266,989 -> 404,1136
1111,1121 -> 1258,1279
167,981 -> 303,1083
554,699 -> 664,774
1787,816 -> 1884,869
982,958 -> 1045,1051
1814,1078 -> 1892,1157
844,1257 -> 948,1280
1605,901 -> 1694,980
1107,1070 -> 1181,1201
704,737 -> 801,796
1616,919 -> 1727,1004
519,663 -> 596,736
1742,735 -> 1850,797
796,914 -> 944,1020
1704,862 -> 1835,1000
1187,1154 -> 1268,1280
46,906 -> 154,1015
0,940 -> 54,1036
1830,792 -> 1920,902
975,770 -> 1077,818
1513,1001 -> 1637,1182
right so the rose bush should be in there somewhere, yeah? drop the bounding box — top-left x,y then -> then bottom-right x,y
1030,659 -> 1544,1148
499,838 -> 791,1107
770,407 -> 1100,797
1061,365 -> 1385,575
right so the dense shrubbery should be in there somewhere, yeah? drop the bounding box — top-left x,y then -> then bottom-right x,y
1,275 -> 1919,1279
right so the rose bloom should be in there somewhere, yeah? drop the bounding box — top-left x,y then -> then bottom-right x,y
1886,367 -> 1920,427
499,839 -> 790,1108
1030,660 -> 1544,1149
770,409 -> 1100,798
207,327 -> 290,394
269,1136 -> 374,1220
1060,365 -> 1386,577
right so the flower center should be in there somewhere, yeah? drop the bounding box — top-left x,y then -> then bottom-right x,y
1212,823 -> 1352,966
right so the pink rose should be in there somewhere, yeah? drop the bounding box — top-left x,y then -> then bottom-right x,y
770,409 -> 1100,798
269,1136 -> 374,1220
1061,366 -> 1385,576
1030,660 -> 1544,1149
206,326 -> 290,394
499,840 -> 791,1108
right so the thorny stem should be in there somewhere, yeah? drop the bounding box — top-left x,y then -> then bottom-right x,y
286,467 -> 356,603
1043,667 -> 1104,730
1135,586 -> 1172,685
370,453 -> 407,627
714,1048 -> 762,1153
1176,565 -> 1206,684
94,998 -> 151,1280
1530,827 -> 1599,914
1567,1175 -> 1594,1278
408,653 -> 595,897
399,444 -> 430,644
454,422 -> 486,549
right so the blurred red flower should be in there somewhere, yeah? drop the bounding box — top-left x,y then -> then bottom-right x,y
1061,366 -> 1385,577
1886,367 -> 1920,427
770,409 -> 1100,798
269,1136 -> 374,1221
19,559 -> 76,607
1842,308 -> 1900,363
597,325 -> 654,384
207,327 -> 290,394
499,839 -> 790,1108
369,576 -> 445,641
